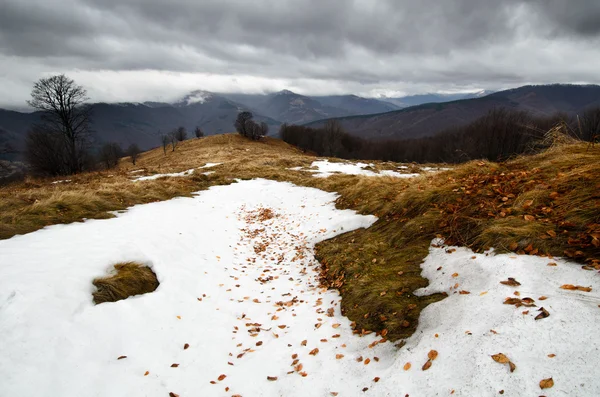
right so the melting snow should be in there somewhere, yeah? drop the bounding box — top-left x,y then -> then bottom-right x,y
308,160 -> 419,178
0,179 -> 598,396
132,168 -> 195,182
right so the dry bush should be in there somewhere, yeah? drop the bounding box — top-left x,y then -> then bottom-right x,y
92,262 -> 159,304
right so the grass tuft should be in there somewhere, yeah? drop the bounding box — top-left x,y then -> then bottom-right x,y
92,262 -> 159,304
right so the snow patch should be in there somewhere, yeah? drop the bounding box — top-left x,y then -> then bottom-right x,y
305,160 -> 419,178
131,168 -> 195,182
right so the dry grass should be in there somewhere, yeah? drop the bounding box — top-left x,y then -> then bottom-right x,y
2,133 -> 598,341
92,262 -> 159,304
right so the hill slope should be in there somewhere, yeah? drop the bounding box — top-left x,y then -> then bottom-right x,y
308,84 -> 600,140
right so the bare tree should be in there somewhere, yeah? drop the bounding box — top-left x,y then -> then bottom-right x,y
160,134 -> 169,155
260,122 -> 269,137
25,125 -> 69,175
194,126 -> 204,139
99,142 -> 123,169
169,130 -> 178,152
175,126 -> 187,141
235,111 -> 254,137
579,107 -> 600,142
26,74 -> 91,174
126,143 -> 141,165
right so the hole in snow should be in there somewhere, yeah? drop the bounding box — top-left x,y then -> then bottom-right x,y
92,262 -> 159,304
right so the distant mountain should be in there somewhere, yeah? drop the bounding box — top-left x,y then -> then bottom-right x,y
312,95 -> 399,115
0,91 -> 279,156
381,90 -> 495,108
307,84 -> 600,140
220,91 -> 400,124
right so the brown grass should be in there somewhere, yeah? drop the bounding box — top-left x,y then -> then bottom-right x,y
2,133 -> 598,342
92,262 -> 159,304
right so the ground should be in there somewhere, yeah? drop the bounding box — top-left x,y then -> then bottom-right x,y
0,134 -> 599,396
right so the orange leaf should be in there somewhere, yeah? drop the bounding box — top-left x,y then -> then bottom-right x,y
428,350 -> 439,361
144,371 -> 149,376
309,348 -> 319,356
491,353 -> 510,364
267,376 -> 278,381
336,354 -> 344,359
539,378 -> 554,389
217,374 -> 226,381
403,362 -> 411,371
422,359 -> 432,371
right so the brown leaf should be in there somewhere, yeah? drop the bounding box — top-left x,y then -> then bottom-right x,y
373,377 -> 380,382
117,356 -> 127,360
452,273 -> 459,278
267,376 -> 278,381
332,323 -> 341,329
535,307 -> 550,320
171,363 -> 179,368
144,371 -> 149,376
309,348 -> 319,356
364,358 -> 371,365
500,277 -> 521,287
169,393 -> 179,397
524,215 -> 535,221
422,359 -> 432,371
547,354 -> 556,358
301,340 -> 307,346
184,343 -> 189,350
428,350 -> 439,361
336,354 -> 344,359
491,353 -> 510,364
403,362 -> 411,371
561,284 -> 592,292
508,361 -> 516,373
459,290 -> 471,295
217,374 -> 226,381
538,296 -> 548,301
539,377 -> 554,389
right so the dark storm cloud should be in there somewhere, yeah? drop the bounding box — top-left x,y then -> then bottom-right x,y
0,0 -> 599,106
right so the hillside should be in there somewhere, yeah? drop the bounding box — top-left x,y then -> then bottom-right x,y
0,93 -> 280,155
308,84 -> 600,140
1,134 -> 599,395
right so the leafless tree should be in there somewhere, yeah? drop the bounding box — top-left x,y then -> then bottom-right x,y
25,125 -> 69,175
99,142 -> 123,169
194,126 -> 204,139
235,111 -> 254,137
126,143 -> 141,165
26,74 -> 92,174
578,107 -> 600,142
169,130 -> 179,152
160,134 -> 169,155
175,126 -> 187,141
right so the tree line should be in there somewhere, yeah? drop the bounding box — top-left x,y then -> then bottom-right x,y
280,107 -> 600,163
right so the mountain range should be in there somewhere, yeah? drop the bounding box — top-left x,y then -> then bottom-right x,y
2,84 -> 599,159
307,84 -> 600,140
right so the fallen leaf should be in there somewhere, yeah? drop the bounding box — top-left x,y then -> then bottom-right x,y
403,362 -> 411,371
169,393 -> 179,397
267,376 -> 278,381
422,359 -> 432,371
217,374 -> 226,381
336,354 -> 344,359
364,358 -> 371,365
373,377 -> 380,382
117,356 -> 127,360
428,350 -> 439,361
548,354 -> 556,358
492,353 -> 510,364
309,348 -> 319,356
332,324 -> 341,329
524,215 -> 535,221
540,377 -> 554,389
301,340 -> 307,346
144,371 -> 149,376
535,307 -> 550,320
547,262 -> 557,266
561,284 -> 592,292
184,343 -> 189,350
500,277 -> 521,287
171,363 -> 179,368
459,290 -> 471,295
452,273 -> 459,278
508,361 -> 516,373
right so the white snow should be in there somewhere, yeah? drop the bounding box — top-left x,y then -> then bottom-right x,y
200,163 -> 221,169
1,179 -> 598,396
132,168 -> 195,182
51,179 -> 72,184
129,170 -> 145,174
305,160 -> 420,178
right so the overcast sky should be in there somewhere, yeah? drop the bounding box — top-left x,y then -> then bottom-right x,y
1,0 -> 599,108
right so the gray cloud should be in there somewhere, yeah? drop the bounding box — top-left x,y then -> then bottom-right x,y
0,0 -> 599,108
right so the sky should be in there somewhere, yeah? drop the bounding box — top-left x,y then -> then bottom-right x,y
1,0 -> 599,108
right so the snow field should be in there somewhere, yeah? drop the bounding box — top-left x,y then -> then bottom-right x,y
0,179 -> 598,396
